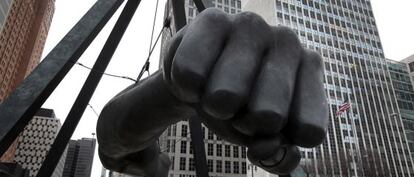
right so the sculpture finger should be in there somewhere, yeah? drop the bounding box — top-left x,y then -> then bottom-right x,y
285,49 -> 328,148
247,136 -> 301,175
163,26 -> 187,86
232,27 -> 303,136
171,8 -> 231,103
201,12 -> 271,119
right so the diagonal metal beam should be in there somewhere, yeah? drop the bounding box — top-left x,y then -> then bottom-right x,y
193,0 -> 207,12
0,0 -> 125,156
35,0 -> 141,176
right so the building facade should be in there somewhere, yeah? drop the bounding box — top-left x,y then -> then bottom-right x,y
0,0 -> 55,162
0,0 -> 13,30
387,59 -> 414,161
244,0 -> 414,176
13,108 -> 66,177
62,138 -> 96,177
159,1 -> 248,177
402,54 -> 414,90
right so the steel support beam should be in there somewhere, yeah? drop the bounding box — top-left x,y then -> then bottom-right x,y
193,0 -> 207,12
0,0 -> 125,157
35,0 -> 141,176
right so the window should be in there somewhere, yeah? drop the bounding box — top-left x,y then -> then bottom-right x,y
166,140 -> 170,153
172,125 -> 176,136
225,161 -> 231,173
208,130 -> 214,140
171,140 -> 176,152
241,147 -> 246,158
225,145 -> 231,157
216,144 -> 222,156
179,157 -> 186,170
171,156 -> 175,170
189,158 -> 195,171
409,62 -> 414,72
216,160 -> 222,173
233,161 -> 239,174
188,8 -> 194,17
242,162 -> 247,174
224,0 -> 229,5
233,146 -> 239,158
181,124 -> 187,137
180,141 -> 187,154
208,159 -> 213,172
208,143 -> 213,156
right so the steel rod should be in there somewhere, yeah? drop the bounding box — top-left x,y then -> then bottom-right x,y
0,0 -> 125,157
35,0 -> 141,176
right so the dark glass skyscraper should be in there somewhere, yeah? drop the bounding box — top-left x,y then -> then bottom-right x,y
62,138 -> 96,177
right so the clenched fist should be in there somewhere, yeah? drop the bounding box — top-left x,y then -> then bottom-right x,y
97,8 -> 328,177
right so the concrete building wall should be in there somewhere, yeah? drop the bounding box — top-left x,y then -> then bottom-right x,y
13,108 -> 66,177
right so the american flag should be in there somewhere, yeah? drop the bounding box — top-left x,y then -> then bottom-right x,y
336,99 -> 351,116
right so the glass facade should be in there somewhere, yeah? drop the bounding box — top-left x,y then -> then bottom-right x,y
387,59 -> 414,162
244,0 -> 414,176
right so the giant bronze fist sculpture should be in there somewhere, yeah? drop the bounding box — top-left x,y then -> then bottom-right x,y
97,8 -> 328,177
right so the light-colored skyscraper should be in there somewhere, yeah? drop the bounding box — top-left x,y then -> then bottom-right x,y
243,0 -> 414,176
159,1 -> 248,177
62,138 -> 96,177
13,108 -> 66,177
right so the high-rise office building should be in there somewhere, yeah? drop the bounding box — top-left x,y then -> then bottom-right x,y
62,138 -> 96,177
243,0 -> 414,176
159,1 -> 247,177
13,108 -> 66,177
0,0 -> 55,162
402,54 -> 414,90
388,59 -> 414,161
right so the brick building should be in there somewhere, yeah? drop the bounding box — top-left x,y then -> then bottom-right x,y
0,0 -> 55,162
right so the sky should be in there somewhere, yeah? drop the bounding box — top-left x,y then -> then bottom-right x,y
40,0 -> 414,176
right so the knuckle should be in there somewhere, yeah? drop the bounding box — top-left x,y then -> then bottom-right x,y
236,11 -> 263,23
273,26 -> 302,49
198,8 -> 231,25
303,49 -> 323,70
233,12 -> 272,45
234,12 -> 270,31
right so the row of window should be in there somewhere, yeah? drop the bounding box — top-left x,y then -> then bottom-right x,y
277,12 -> 382,53
278,0 -> 377,32
178,157 -> 247,174
174,140 -> 246,158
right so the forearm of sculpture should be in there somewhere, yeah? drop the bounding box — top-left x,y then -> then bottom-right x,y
96,71 -> 195,176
